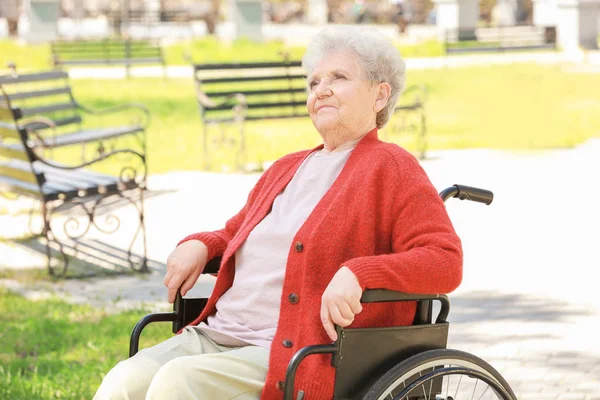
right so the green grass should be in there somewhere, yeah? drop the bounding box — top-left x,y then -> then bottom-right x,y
0,287 -> 172,400
0,40 -> 53,70
39,62 -> 599,174
0,37 -> 445,71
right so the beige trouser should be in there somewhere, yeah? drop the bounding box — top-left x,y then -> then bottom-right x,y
94,327 -> 270,400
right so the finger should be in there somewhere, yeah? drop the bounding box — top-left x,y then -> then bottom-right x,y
179,271 -> 200,297
333,298 -> 355,320
349,297 -> 363,315
321,300 -> 337,341
167,274 -> 184,303
329,303 -> 354,327
163,269 -> 174,287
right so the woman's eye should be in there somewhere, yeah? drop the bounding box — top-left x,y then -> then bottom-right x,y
309,81 -> 318,89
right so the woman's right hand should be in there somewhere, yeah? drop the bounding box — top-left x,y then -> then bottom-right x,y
164,240 -> 209,303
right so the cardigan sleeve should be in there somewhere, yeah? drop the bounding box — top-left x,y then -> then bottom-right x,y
345,158 -> 463,295
177,167 -> 272,262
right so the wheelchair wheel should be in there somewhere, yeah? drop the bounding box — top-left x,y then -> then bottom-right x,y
364,349 -> 517,400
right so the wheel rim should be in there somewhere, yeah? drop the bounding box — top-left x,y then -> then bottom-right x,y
377,358 -> 510,400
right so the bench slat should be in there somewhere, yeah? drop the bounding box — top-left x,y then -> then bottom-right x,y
40,165 -> 117,188
19,102 -> 78,118
53,45 -> 159,51
200,74 -> 306,85
28,125 -> 142,149
38,165 -> 123,201
447,43 -> 555,53
0,176 -> 42,198
0,161 -> 42,185
52,41 -> 158,48
0,143 -> 30,162
194,61 -> 302,71
57,58 -> 162,65
0,121 -> 22,140
56,52 -> 161,59
244,113 -> 308,121
23,116 -> 82,131
0,71 -> 69,85
207,100 -> 307,112
40,179 -> 81,198
206,113 -> 310,124
1,159 -> 129,201
205,87 -> 307,97
0,106 -> 17,121
8,87 -> 72,101
39,173 -> 110,200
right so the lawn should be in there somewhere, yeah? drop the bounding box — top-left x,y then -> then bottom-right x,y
0,37 -> 446,71
42,62 -> 600,174
0,287 -> 172,400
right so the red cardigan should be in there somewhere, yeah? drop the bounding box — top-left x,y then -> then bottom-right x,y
179,128 -> 463,400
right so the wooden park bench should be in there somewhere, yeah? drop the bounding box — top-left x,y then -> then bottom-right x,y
51,39 -> 166,78
0,68 -> 149,276
445,25 -> 557,54
192,60 -> 428,171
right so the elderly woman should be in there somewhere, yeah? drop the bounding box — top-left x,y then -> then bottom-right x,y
95,26 -> 462,400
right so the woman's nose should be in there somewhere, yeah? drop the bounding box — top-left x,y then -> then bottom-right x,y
315,80 -> 333,97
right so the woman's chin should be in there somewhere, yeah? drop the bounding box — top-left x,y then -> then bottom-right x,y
314,118 -> 340,135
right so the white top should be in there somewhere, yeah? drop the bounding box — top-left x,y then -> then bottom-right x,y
197,141 -> 358,348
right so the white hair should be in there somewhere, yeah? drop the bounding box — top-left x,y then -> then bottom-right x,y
302,26 -> 407,129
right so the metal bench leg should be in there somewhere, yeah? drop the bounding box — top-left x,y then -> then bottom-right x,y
122,187 -> 148,273
41,189 -> 148,277
42,202 -> 70,277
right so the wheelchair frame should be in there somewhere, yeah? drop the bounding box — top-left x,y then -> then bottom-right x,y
129,184 -> 518,400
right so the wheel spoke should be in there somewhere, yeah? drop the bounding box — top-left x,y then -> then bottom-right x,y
428,377 -> 433,400
471,379 -> 479,400
371,350 -> 514,400
477,385 -> 490,400
454,375 -> 463,400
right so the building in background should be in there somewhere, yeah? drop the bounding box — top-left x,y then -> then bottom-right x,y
0,0 -> 20,35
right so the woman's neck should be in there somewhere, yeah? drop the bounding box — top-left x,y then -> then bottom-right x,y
321,127 -> 375,153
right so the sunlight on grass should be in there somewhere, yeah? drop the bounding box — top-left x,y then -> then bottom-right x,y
0,288 -> 172,400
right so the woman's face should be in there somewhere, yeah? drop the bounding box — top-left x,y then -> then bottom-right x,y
306,51 -> 388,141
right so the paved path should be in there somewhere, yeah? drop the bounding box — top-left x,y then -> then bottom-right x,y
2,140 -> 600,399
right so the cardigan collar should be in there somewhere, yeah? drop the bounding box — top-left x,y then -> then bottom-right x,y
310,127 -> 379,155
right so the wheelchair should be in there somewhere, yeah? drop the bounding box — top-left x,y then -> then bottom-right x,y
130,184 -> 517,400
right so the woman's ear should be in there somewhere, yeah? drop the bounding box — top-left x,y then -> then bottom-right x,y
374,82 -> 392,113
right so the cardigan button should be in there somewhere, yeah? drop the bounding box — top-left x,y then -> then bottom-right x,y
295,241 -> 304,252
288,293 -> 299,304
276,380 -> 285,391
282,339 -> 293,348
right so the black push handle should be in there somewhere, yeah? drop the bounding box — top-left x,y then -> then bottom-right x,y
439,184 -> 494,205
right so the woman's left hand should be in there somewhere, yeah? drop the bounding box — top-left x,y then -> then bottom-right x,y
320,266 -> 363,341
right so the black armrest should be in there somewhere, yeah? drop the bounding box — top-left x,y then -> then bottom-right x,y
172,292 -> 209,333
361,289 -> 450,324
204,256 -> 222,274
